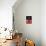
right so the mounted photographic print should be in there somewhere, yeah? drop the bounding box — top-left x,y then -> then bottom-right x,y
26,16 -> 32,24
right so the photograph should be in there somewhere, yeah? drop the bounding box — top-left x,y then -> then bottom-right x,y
0,0 -> 46,46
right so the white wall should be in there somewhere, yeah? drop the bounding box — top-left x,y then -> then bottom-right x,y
41,0 -> 46,46
13,0 -> 41,46
0,0 -> 16,30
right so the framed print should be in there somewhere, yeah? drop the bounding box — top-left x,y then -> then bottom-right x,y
26,16 -> 32,24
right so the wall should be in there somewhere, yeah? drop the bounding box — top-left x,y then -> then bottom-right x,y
41,0 -> 46,46
13,0 -> 41,46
